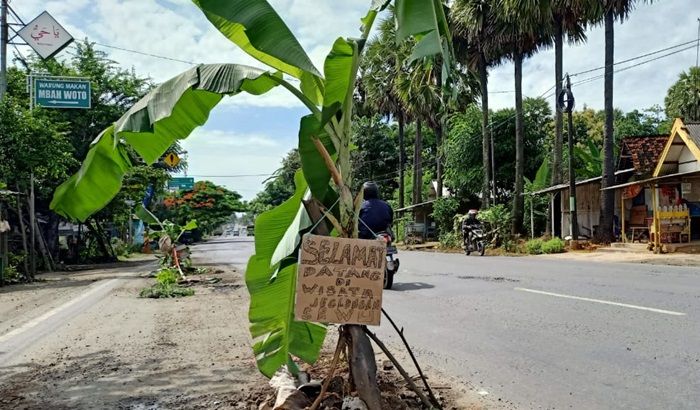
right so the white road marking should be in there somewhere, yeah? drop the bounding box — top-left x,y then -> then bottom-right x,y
0,278 -> 119,344
514,287 -> 686,316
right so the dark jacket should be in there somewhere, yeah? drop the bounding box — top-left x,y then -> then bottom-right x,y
359,198 -> 393,239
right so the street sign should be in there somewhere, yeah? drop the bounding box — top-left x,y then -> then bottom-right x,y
17,11 -> 74,60
168,177 -> 194,190
34,78 -> 91,109
164,153 -> 180,167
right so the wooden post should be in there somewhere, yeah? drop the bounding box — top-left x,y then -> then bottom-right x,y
29,174 -> 36,276
620,191 -> 626,243
651,185 -> 660,253
15,188 -> 30,279
35,218 -> 54,272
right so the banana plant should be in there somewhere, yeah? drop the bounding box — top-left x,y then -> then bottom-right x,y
50,0 -> 455,400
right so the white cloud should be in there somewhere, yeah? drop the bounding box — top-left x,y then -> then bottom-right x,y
488,0 -> 698,112
178,127 -> 295,199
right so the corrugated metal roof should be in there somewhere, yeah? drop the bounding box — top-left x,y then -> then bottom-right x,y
685,122 -> 700,149
601,169 -> 700,191
530,168 -> 635,195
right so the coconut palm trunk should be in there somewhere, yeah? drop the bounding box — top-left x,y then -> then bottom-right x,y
599,9 -> 615,242
512,50 -> 525,234
436,122 -> 443,198
398,111 -> 406,209
413,120 -> 424,205
479,53 -> 492,208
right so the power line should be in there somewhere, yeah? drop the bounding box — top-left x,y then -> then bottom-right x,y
570,39 -> 698,78
89,42 -> 198,66
572,44 -> 697,88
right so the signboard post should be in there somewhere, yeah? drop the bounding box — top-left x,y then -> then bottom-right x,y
168,177 -> 195,191
33,77 -> 91,109
17,11 -> 74,60
295,234 -> 386,325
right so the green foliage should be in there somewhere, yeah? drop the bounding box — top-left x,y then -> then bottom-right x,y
478,204 -> 512,247
439,231 -> 461,249
0,92 -> 77,195
249,150 -> 301,215
159,181 -> 244,234
541,237 -> 566,254
445,98 -> 551,202
140,283 -> 195,298
350,115 -> 398,198
110,238 -> 130,257
525,238 -> 544,255
665,66 -> 700,122
432,197 -> 459,236
140,267 -> 193,298
156,268 -> 179,286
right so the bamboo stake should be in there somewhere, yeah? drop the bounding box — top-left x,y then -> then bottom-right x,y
381,308 -> 440,407
309,334 -> 345,410
364,327 -> 438,409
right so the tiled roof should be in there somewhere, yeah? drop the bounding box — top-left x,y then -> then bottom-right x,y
621,135 -> 668,175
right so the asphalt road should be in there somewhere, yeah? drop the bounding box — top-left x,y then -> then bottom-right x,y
222,237 -> 699,410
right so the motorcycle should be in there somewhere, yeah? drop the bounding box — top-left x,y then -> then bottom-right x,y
462,222 -> 486,256
377,231 -> 399,289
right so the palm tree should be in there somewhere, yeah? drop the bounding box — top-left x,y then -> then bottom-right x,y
550,1 -> 595,184
497,1 -> 553,234
665,66 -> 700,121
452,0 -> 499,208
599,0 -> 649,242
396,59 -> 442,205
362,14 -> 412,208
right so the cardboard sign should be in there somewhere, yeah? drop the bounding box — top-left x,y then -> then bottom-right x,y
295,234 -> 386,325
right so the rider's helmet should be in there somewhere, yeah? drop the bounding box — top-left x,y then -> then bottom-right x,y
362,181 -> 379,200
467,209 -> 478,220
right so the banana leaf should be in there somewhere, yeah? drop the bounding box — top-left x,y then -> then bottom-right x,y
247,172 -> 326,377
51,64 -> 280,221
193,0 -> 324,105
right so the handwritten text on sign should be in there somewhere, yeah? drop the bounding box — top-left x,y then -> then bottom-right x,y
295,235 -> 386,325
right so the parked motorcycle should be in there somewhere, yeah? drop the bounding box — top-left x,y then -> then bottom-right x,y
377,231 -> 399,289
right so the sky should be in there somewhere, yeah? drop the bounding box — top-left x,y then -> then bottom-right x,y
10,0 -> 700,200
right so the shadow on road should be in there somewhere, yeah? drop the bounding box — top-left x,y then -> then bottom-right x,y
389,282 -> 434,292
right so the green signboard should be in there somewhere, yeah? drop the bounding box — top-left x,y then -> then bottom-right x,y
34,78 -> 91,109
168,177 -> 195,190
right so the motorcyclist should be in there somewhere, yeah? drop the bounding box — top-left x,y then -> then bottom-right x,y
358,181 -> 394,240
462,209 -> 480,242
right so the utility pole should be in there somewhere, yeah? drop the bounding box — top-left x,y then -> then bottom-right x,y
0,0 -> 8,101
559,75 -> 578,241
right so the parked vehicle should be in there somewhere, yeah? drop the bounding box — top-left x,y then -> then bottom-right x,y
377,231 -> 399,289
462,210 -> 486,256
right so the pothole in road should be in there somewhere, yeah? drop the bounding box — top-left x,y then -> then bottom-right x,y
210,283 -> 243,293
457,275 -> 520,283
